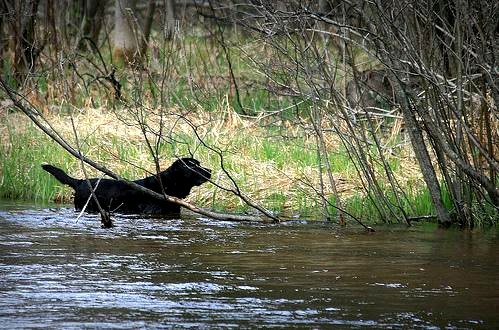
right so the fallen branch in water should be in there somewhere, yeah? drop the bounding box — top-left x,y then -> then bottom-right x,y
180,115 -> 281,222
407,215 -> 438,222
71,118 -> 113,228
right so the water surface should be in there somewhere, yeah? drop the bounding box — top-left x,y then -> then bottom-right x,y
0,200 -> 498,328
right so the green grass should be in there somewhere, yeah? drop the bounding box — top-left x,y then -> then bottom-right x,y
0,110 -> 347,217
0,127 -> 73,202
0,113 -> 306,211
2,111 -> 496,226
0,113 -> 418,221
342,186 -> 439,224
339,183 -> 498,226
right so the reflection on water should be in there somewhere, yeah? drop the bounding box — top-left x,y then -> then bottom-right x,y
0,200 -> 498,328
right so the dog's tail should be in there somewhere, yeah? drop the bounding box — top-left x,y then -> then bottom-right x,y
42,164 -> 79,189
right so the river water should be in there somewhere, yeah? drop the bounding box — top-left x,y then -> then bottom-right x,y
0,200 -> 498,329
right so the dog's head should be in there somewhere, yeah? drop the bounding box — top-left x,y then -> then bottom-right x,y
169,157 -> 211,187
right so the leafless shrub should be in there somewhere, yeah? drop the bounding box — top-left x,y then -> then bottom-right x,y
207,0 -> 498,226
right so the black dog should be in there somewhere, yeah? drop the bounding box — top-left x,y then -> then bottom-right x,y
42,158 -> 211,215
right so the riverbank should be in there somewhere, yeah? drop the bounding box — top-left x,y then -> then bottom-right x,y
0,104 -> 438,223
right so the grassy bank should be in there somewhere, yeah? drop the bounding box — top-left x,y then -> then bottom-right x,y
2,32 -> 488,225
0,104 -> 439,224
1,5 -> 497,228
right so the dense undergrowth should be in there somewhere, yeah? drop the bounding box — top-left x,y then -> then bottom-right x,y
1,29 -> 496,227
0,104 -> 441,224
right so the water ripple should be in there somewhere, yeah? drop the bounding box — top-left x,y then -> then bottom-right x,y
1,205 -> 498,328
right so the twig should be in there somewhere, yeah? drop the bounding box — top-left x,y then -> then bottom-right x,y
180,115 -> 282,222
407,215 -> 437,222
70,118 -> 113,228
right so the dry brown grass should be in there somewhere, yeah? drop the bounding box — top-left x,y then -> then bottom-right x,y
1,99 -> 426,216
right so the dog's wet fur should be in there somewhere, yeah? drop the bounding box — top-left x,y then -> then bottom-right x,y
42,158 -> 211,215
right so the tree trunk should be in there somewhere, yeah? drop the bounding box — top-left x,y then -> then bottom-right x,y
140,0 -> 156,57
395,82 -> 453,226
79,0 -> 107,50
164,0 -> 176,40
112,0 -> 139,65
0,1 -> 5,70
6,0 -> 41,85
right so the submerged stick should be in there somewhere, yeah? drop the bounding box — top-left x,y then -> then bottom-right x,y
71,118 -> 113,228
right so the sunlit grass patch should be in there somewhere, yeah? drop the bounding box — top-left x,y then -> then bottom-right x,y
0,123 -> 74,203
0,103 -> 432,223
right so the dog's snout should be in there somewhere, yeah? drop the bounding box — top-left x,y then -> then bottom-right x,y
202,166 -> 212,179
